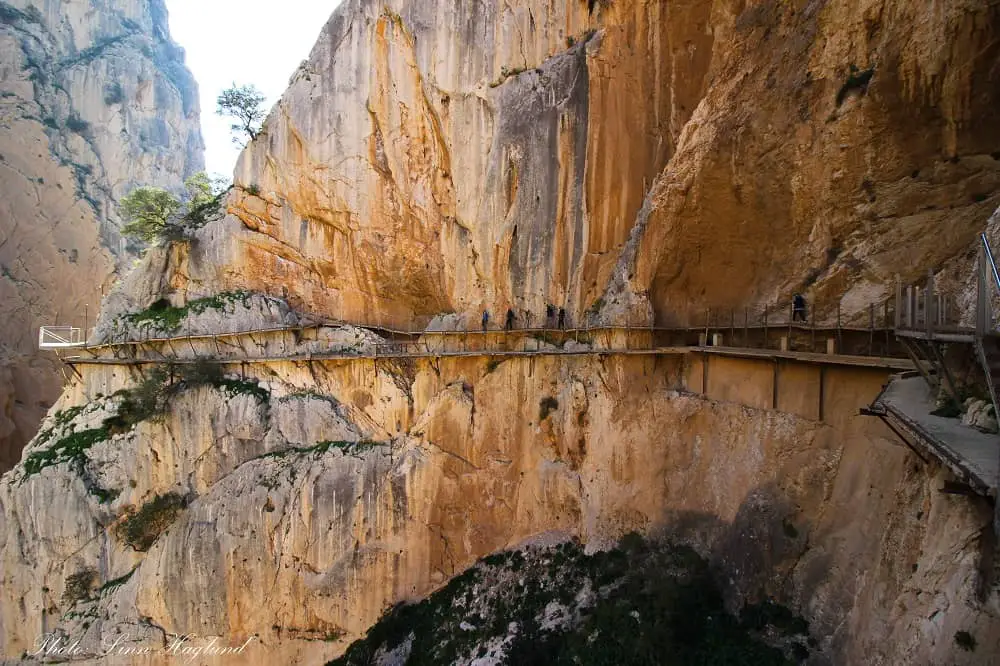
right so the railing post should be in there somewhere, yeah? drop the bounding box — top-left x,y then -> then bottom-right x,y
836,301 -> 843,352
763,306 -> 768,348
868,302 -> 875,356
925,269 -> 935,338
896,273 -> 903,329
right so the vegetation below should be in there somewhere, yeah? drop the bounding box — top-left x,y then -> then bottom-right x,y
116,493 -> 186,552
22,364 -> 269,479
258,439 -> 384,461
122,290 -> 255,332
329,535 -> 811,666
23,427 -> 110,476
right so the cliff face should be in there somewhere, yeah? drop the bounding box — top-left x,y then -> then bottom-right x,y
3,0 -> 1000,664
112,0 -> 712,330
0,0 -> 203,469
105,0 -> 1000,332
603,0 -> 1000,325
1,344 -> 997,664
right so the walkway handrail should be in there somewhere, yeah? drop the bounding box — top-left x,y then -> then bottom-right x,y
977,234 -> 1000,337
38,326 -> 85,349
982,233 -> 1000,294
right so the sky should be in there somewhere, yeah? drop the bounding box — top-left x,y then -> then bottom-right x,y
167,1 -> 343,177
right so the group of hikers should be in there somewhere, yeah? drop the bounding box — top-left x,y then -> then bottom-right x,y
478,294 -> 807,333
481,305 -> 566,332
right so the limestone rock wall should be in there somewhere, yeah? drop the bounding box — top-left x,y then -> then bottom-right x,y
101,0 -> 1000,334
0,352 -> 997,664
0,0 -> 203,469
115,0 -> 710,331
603,0 -> 1000,325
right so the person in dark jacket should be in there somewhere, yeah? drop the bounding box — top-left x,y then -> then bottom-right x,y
792,294 -> 807,322
505,308 -> 515,331
558,307 -> 566,329
482,310 -> 489,332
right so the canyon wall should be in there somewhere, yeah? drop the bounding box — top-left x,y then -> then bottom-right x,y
0,345 -> 996,664
0,0 -> 203,469
101,0 -> 1000,334
3,0 -> 1000,664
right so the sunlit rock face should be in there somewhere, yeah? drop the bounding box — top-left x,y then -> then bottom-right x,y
2,352 -> 998,665
112,0 -> 1000,333
4,1 -> 1000,665
0,0 -> 203,469
129,0 -> 709,331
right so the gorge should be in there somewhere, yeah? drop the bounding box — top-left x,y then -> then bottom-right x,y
2,1 -> 1000,664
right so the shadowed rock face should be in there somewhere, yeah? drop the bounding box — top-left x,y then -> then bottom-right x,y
602,0 -> 1000,326
0,0 -> 203,469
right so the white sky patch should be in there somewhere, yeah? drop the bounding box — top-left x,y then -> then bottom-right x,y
167,1 -> 342,177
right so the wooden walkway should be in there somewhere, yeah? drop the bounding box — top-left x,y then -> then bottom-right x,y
871,375 -> 999,496
61,342 -> 913,371
73,322 -> 895,352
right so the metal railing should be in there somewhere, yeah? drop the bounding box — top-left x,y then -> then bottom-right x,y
977,232 -> 1000,337
974,234 -> 1000,440
38,326 -> 86,349
895,270 -> 963,334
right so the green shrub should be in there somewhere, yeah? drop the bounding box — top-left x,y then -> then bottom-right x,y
63,567 -> 98,604
0,2 -> 41,24
179,359 -> 224,386
116,493 -> 186,552
98,567 -> 136,595
120,187 -> 181,243
122,291 -> 255,333
103,367 -> 169,433
65,114 -> 90,135
23,427 -> 109,476
103,82 -> 124,105
329,535 -> 796,666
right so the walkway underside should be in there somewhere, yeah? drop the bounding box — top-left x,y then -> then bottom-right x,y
60,344 -> 914,371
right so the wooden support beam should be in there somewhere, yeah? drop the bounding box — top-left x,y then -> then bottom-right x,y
925,339 -> 959,402
899,338 -> 936,391
702,353 -> 708,395
772,360 -> 779,410
818,366 -> 825,421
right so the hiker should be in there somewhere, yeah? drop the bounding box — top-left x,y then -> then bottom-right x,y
481,310 -> 490,332
792,294 -> 807,322
558,307 -> 566,329
524,310 -> 533,330
505,308 -> 515,331
546,304 -> 555,328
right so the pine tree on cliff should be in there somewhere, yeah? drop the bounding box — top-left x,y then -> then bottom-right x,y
217,83 -> 266,144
